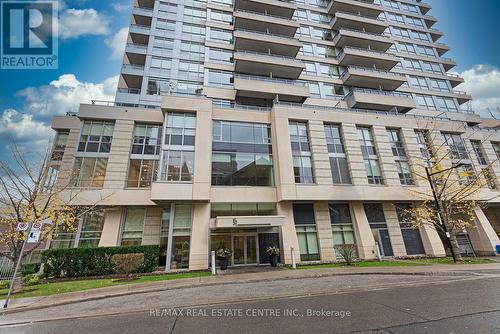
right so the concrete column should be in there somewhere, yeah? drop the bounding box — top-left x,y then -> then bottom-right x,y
56,127 -> 81,188
142,207 -> 162,245
342,124 -> 367,186
278,202 -> 301,264
350,202 -> 377,259
189,203 -> 210,270
104,119 -> 134,189
466,207 -> 500,256
192,107 -> 212,200
314,202 -> 336,262
309,120 -> 333,186
372,126 -> 400,187
271,109 -> 295,200
383,203 -> 407,257
98,207 -> 123,247
419,223 -> 446,257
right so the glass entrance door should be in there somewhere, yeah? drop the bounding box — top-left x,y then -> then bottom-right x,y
231,234 -> 258,266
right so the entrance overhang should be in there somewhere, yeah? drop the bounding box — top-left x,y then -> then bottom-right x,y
212,216 -> 285,229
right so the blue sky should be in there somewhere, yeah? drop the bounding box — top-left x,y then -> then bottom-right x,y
0,0 -> 499,159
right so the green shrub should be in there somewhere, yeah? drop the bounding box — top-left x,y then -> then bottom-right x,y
41,245 -> 160,278
111,253 -> 144,275
23,274 -> 40,286
22,263 -> 41,276
0,280 -> 10,289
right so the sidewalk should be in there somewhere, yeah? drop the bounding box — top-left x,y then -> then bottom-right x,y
2,261 -> 500,315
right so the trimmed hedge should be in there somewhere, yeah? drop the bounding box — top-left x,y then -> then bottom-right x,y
22,263 -> 41,276
41,245 -> 160,278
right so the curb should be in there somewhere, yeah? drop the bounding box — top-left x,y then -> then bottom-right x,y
0,269 -> 481,316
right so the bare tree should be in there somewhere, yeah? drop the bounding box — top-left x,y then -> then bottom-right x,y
405,120 -> 499,262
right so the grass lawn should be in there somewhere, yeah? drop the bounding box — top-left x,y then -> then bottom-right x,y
402,257 -> 497,265
293,260 -> 429,270
0,271 -> 211,299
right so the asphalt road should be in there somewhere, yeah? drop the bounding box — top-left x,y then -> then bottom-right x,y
1,274 -> 500,334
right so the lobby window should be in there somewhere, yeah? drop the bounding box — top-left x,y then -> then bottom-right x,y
132,123 -> 162,155
160,112 -> 196,182
471,140 -> 496,189
212,121 -> 274,186
77,210 -> 105,248
71,157 -> 108,188
162,204 -> 192,269
121,208 -> 145,246
78,120 -> 114,153
127,159 -> 159,188
51,131 -> 69,161
210,203 -> 277,218
442,133 -> 469,160
325,124 -> 351,184
357,127 -> 383,185
293,203 -> 320,262
387,129 -> 413,185
329,204 -> 356,257
289,121 -> 314,184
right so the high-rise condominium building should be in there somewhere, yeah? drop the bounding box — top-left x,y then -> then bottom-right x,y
47,0 -> 500,270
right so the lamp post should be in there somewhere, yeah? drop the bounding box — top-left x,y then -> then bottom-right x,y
424,163 -> 465,263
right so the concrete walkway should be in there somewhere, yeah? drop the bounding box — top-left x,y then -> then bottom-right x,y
2,261 -> 500,315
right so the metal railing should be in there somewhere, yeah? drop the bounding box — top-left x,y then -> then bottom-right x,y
117,87 -> 141,94
90,100 -> 160,109
0,257 -> 14,281
126,42 -> 148,49
347,87 -> 412,98
235,50 -> 302,62
234,9 -> 297,21
235,73 -> 307,86
212,100 -> 272,112
234,29 -> 299,42
333,10 -> 387,22
341,65 -> 405,79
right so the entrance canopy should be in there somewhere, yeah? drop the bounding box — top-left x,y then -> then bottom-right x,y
211,215 -> 285,229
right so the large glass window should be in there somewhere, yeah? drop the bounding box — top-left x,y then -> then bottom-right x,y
293,203 -> 319,261
471,140 -> 496,189
161,113 -> 196,182
289,121 -> 314,183
325,124 -> 351,184
132,123 -> 162,155
207,70 -> 233,87
387,129 -> 414,185
78,210 -> 105,248
329,204 -> 356,256
208,48 -> 233,64
415,130 -> 434,160
212,121 -> 274,186
170,204 -> 192,269
71,157 -> 108,187
442,133 -> 469,160
78,121 -> 114,153
127,159 -> 159,187
357,127 -> 383,185
209,28 -> 232,43
395,203 -> 425,255
121,208 -> 145,246
51,131 -> 69,161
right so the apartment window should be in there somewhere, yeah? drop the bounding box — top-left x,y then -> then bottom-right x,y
442,133 -> 469,160
161,113 -> 196,182
357,127 -> 383,185
121,208 -> 145,246
210,9 -> 232,24
410,31 -> 429,41
71,157 -> 108,187
415,130 -> 434,160
156,19 -> 176,31
316,45 -> 336,58
43,165 -> 60,192
325,124 -> 351,184
212,121 -> 274,186
409,76 -> 429,90
398,42 -> 416,54
127,159 -> 159,188
323,84 -> 344,98
78,210 -> 105,248
211,0 -> 232,6
293,204 -> 320,262
471,141 -> 496,189
393,27 -> 410,39
208,48 -> 233,64
435,97 -> 458,111
51,131 -> 69,161
158,2 -> 177,14
416,45 -> 435,57
319,64 -> 340,78
387,12 -> 404,24
211,203 -> 277,218
207,70 -> 233,87
308,82 -> 321,97
329,204 -> 356,253
150,57 -> 172,70
153,37 -> 174,50
132,123 -> 162,155
493,142 -> 500,160
180,41 -> 204,57
300,43 -> 314,56
289,121 -> 314,183
388,129 -> 414,185
396,203 -> 425,255
403,59 -> 422,71
78,121 -> 114,153
406,16 -> 424,28
182,23 -> 206,36
184,6 -> 205,19
383,0 -> 399,9
304,62 -> 317,75
400,3 -> 418,13
209,28 -> 232,43
178,60 -> 204,80
429,79 -> 450,92
415,94 -> 436,110
423,61 -> 442,74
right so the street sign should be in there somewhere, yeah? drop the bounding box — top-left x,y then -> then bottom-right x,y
16,222 -> 28,231
27,230 -> 41,243
32,222 -> 42,231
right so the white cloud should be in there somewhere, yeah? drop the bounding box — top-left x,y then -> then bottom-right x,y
17,74 -> 118,117
459,64 -> 500,119
112,2 -> 130,12
105,27 -> 129,60
0,109 -> 52,143
58,8 -> 110,40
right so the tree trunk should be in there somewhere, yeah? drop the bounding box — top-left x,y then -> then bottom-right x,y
449,234 -> 463,263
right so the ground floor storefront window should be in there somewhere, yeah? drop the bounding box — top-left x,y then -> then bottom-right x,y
161,204 -> 192,269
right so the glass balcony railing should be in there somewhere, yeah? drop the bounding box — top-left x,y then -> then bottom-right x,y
235,73 -> 307,86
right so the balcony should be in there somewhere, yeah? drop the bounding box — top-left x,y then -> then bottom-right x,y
434,42 -> 450,57
337,47 -> 400,71
341,66 -> 406,90
129,24 -> 151,35
132,6 -> 153,17
333,28 -> 393,51
233,0 -> 297,18
234,29 -> 302,57
233,10 -> 300,36
330,11 -> 388,35
327,0 -> 383,18
453,91 -> 473,105
428,28 -> 443,42
423,14 -> 438,28
234,74 -> 309,103
446,73 -> 464,88
345,88 -> 415,112
125,42 -> 148,55
234,51 -> 304,79
121,64 -> 145,76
